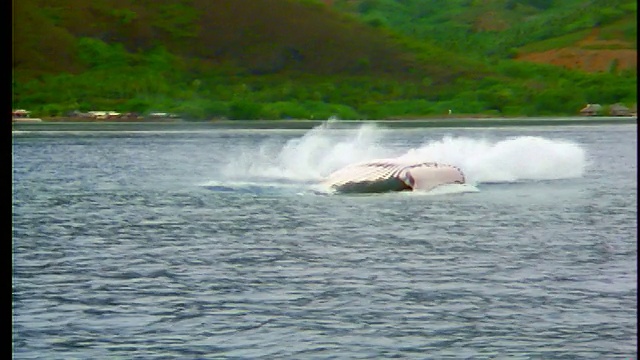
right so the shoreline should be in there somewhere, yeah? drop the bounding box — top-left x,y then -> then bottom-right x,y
12,116 -> 637,130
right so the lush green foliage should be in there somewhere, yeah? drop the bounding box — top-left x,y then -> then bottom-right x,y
12,0 -> 637,119
334,0 -> 637,58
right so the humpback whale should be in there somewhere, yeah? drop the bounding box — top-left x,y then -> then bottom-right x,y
322,159 -> 465,193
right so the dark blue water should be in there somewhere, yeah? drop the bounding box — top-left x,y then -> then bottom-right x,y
12,123 -> 637,358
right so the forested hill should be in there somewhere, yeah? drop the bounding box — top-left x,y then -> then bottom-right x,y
13,0 -> 479,82
12,0 -> 637,120
331,0 -> 637,66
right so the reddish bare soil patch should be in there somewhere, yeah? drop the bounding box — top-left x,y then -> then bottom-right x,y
517,48 -> 637,72
516,28 -> 637,73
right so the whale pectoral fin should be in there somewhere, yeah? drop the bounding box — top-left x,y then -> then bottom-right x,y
406,165 -> 465,192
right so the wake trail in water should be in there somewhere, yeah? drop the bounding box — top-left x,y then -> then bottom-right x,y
209,121 -> 586,193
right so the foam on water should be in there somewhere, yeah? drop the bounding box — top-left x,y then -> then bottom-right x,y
412,183 -> 481,196
215,121 -> 587,194
397,134 -> 587,184
221,122 -> 389,182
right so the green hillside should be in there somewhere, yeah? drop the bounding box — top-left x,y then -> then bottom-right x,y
12,0 -> 637,120
332,0 -> 637,58
14,0 -> 479,80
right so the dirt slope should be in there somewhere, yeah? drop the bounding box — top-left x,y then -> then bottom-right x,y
516,28 -> 637,73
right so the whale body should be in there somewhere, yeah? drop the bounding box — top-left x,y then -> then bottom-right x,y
323,159 -> 465,193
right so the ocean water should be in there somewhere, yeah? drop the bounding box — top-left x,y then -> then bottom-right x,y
12,122 -> 637,359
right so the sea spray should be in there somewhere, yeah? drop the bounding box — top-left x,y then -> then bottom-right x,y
221,122 -> 388,181
220,122 -> 587,187
397,135 -> 587,184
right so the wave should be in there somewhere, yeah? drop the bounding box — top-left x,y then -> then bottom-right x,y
396,135 -> 586,184
201,120 -> 588,197
219,121 -> 586,187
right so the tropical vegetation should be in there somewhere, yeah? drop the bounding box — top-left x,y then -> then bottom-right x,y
12,0 -> 637,120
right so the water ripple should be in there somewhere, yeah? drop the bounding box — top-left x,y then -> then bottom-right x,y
13,125 -> 637,359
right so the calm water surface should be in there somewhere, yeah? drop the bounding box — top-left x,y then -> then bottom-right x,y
12,123 -> 637,358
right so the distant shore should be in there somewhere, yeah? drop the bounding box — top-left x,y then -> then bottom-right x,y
11,116 -> 637,130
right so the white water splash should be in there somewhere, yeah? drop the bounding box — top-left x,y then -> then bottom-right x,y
221,123 -> 389,181
410,183 -> 481,196
220,122 -> 587,186
397,135 -> 586,184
